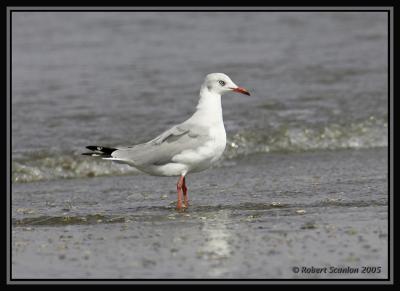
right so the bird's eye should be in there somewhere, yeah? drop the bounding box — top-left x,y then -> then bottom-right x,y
218,80 -> 226,86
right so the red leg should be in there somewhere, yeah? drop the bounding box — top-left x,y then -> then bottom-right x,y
182,176 -> 189,208
176,175 -> 184,211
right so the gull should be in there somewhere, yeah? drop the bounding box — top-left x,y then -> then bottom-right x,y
83,73 -> 250,210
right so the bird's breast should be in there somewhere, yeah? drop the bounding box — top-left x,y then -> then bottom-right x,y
208,125 -> 227,163
171,125 -> 226,174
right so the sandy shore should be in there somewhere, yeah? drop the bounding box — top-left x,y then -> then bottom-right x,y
12,147 -> 388,279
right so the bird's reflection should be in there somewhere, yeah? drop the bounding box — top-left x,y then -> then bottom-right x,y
198,209 -> 232,277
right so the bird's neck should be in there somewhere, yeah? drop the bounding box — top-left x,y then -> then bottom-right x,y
192,85 -> 224,126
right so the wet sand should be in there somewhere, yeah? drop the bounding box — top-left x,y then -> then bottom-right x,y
12,147 -> 388,279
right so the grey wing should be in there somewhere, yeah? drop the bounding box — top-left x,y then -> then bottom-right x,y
110,123 -> 210,166
147,124 -> 189,145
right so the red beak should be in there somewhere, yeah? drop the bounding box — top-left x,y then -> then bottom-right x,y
232,87 -> 250,96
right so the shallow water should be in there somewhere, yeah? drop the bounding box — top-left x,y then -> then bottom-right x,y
11,11 -> 389,279
12,148 -> 388,279
11,11 -> 388,183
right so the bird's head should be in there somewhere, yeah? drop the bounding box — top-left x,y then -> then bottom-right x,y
203,73 -> 250,96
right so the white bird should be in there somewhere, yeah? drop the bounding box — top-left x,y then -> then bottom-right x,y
83,73 -> 250,210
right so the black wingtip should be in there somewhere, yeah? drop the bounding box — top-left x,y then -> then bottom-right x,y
85,145 -> 117,155
86,145 -> 100,151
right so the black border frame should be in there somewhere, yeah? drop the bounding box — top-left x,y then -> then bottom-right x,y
7,7 -> 392,284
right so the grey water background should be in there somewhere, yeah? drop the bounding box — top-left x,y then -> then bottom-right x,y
11,12 -> 388,279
